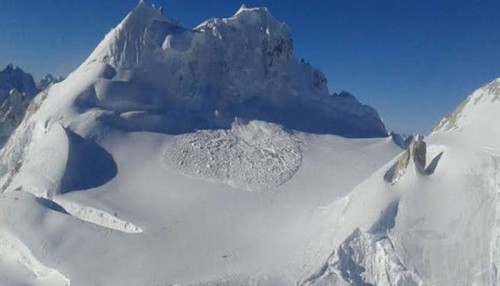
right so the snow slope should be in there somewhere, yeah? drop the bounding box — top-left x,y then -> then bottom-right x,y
2,2 -> 498,286
0,129 -> 400,285
302,77 -> 500,286
0,2 -> 399,285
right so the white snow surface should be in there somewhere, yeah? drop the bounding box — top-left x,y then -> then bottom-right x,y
300,77 -> 500,286
0,2 -> 396,285
1,1 -> 499,285
0,128 -> 400,285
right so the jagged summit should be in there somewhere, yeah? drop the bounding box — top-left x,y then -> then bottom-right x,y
85,0 -> 178,68
0,64 -> 38,98
233,5 -> 276,22
5,3 -> 500,286
0,64 -> 39,146
37,74 -> 64,91
64,2 -> 388,137
197,5 -> 289,41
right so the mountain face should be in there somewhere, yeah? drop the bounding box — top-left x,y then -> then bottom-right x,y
37,74 -> 65,91
71,2 -> 386,137
0,89 -> 30,139
0,65 -> 41,145
0,2 -> 497,286
0,64 -> 38,99
0,3 -> 394,285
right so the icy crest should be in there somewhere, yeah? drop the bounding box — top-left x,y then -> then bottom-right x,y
434,78 -> 500,133
85,1 -> 177,68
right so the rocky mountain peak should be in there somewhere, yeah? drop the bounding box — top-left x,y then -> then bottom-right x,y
0,64 -> 38,98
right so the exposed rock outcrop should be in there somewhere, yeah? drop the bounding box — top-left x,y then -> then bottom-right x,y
390,131 -> 414,149
37,74 -> 64,91
0,64 -> 38,99
384,136 -> 442,184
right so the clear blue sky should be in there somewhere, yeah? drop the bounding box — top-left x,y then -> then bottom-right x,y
1,0 -> 499,134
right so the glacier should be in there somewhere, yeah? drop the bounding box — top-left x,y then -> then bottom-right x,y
0,2 -> 499,285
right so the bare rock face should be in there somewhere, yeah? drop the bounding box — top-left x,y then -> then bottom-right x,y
36,74 -> 64,91
384,146 -> 411,184
412,137 -> 426,171
390,131 -> 414,149
384,136 -> 432,184
0,64 -> 38,99
0,89 -> 31,145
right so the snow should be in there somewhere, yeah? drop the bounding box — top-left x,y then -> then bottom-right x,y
300,77 -> 500,285
0,228 -> 69,286
164,120 -> 302,191
0,128 -> 399,285
2,1 -> 500,285
76,1 -> 388,138
0,2 -> 395,283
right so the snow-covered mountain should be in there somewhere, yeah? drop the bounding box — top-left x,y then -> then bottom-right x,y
0,2 -> 498,285
0,64 -> 38,99
0,89 -> 30,140
0,64 -> 41,145
67,2 -> 385,138
37,74 -> 65,91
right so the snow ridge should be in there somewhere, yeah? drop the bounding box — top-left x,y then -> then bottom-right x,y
0,230 -> 70,285
434,78 -> 500,133
52,198 -> 143,234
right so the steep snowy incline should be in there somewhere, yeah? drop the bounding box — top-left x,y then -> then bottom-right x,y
433,78 -> 500,143
302,77 -> 500,286
0,2 -> 399,285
